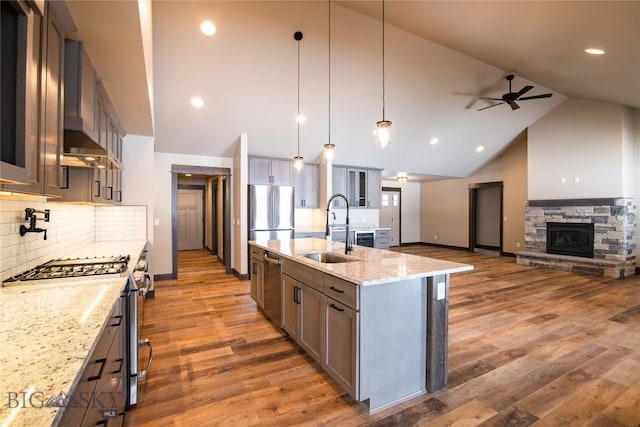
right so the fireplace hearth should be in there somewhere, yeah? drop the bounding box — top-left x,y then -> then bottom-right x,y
546,222 -> 594,258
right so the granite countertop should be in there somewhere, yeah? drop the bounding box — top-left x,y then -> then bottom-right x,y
0,240 -> 147,427
250,238 -> 473,285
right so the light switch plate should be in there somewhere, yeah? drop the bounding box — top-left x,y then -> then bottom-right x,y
436,282 -> 446,300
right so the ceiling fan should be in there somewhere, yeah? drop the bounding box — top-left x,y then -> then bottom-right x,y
478,74 -> 552,111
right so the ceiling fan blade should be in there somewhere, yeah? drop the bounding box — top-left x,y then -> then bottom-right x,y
519,93 -> 553,100
509,101 -> 520,110
477,102 -> 504,111
479,97 -> 503,101
514,85 -> 533,98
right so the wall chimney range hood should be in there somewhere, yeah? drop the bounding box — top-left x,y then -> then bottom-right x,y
63,39 -> 123,171
62,131 -> 122,170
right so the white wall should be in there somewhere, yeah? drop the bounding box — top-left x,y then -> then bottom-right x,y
122,134 -> 155,244
635,109 -> 640,257
233,134 -> 248,276
528,99 -> 629,199
153,152 -> 233,277
382,180 -> 421,244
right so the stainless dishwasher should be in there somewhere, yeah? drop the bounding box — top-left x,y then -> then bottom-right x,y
263,251 -> 282,325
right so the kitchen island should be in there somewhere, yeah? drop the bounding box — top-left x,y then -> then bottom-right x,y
0,240 -> 147,427
249,238 -> 473,413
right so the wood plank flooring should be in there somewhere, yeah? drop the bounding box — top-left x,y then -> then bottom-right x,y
124,246 -> 640,426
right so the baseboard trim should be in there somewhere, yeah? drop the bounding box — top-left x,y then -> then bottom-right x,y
154,273 -> 175,282
416,242 -> 470,251
233,269 -> 249,281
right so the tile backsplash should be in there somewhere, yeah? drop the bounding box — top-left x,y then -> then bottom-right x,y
0,199 -> 147,282
96,205 -> 147,242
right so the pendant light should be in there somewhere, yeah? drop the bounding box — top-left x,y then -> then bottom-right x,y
374,0 -> 392,149
293,31 -> 304,172
323,0 -> 336,162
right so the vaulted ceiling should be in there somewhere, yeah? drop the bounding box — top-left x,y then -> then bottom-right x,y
64,1 -> 639,181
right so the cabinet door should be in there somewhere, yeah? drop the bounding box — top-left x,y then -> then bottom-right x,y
324,297 -> 359,398
281,274 -> 300,340
250,258 -> 264,308
270,158 -> 293,185
41,8 -> 64,197
367,170 -> 381,208
248,157 -> 272,184
299,284 -> 323,362
0,2 -> 39,185
294,163 -> 319,208
348,169 -> 367,207
331,166 -> 347,208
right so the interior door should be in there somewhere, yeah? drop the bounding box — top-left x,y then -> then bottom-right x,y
177,189 -> 203,250
380,190 -> 401,246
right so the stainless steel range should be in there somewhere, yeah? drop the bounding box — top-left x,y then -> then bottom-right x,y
3,255 -> 130,283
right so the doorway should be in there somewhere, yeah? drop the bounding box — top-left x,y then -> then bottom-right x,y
381,187 -> 401,247
171,165 -> 232,279
177,187 -> 205,250
469,182 -> 503,254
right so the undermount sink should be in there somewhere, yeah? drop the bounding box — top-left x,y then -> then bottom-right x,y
300,252 -> 357,264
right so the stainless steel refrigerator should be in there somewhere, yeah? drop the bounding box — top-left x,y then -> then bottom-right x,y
248,184 -> 295,242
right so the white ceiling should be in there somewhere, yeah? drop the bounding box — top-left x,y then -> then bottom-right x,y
65,1 -> 640,181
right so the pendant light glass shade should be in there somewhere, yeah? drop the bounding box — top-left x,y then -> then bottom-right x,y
375,120 -> 392,148
323,142 -> 336,162
375,0 -> 392,149
293,31 -> 304,172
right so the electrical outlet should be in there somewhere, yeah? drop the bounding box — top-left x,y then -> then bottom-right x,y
154,218 -> 160,226
516,242 -> 521,248
434,235 -> 438,240
436,282 -> 446,300
561,177 -> 566,184
574,176 -> 580,183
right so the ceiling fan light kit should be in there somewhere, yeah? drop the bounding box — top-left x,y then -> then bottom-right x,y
477,74 -> 553,111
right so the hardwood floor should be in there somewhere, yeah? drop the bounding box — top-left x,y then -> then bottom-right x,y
124,246 -> 640,426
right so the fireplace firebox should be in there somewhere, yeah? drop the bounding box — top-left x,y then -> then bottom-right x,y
546,222 -> 594,258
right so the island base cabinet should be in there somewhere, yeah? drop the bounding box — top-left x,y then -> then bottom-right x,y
281,274 -> 300,340
249,257 -> 264,308
299,284 -> 323,362
323,297 -> 359,399
281,275 -> 324,363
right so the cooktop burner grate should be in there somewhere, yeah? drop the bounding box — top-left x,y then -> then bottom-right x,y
3,255 -> 130,284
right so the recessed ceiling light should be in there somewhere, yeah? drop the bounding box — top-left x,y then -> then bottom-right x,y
185,173 -> 192,177
584,48 -> 605,55
476,146 -> 485,153
430,137 -> 439,145
296,114 -> 306,124
191,97 -> 204,108
200,20 -> 216,36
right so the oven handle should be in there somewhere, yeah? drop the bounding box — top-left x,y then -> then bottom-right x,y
137,338 -> 152,382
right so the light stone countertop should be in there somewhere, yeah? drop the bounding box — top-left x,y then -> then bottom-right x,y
250,238 -> 473,285
0,240 -> 147,427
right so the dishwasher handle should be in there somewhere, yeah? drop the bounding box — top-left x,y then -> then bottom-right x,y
264,253 -> 281,265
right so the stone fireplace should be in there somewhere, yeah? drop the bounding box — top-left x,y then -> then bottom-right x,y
516,198 -> 636,278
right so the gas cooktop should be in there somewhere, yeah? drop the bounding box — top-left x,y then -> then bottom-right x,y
3,255 -> 130,284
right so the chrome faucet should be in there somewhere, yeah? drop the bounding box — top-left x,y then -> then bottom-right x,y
326,193 -> 352,254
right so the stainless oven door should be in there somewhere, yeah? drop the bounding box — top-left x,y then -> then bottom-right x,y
127,272 -> 152,409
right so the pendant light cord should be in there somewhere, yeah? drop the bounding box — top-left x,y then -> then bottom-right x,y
297,37 -> 301,156
328,0 -> 331,145
382,0 -> 386,122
